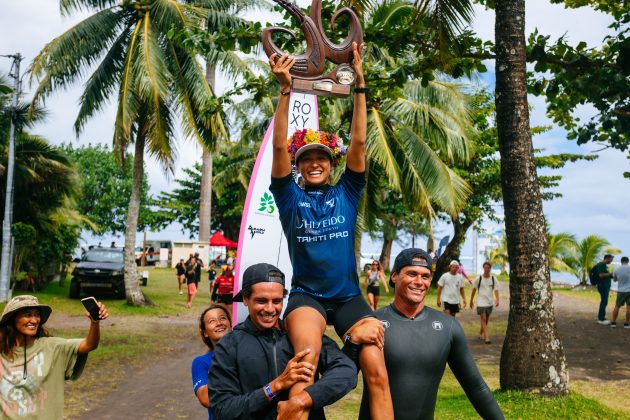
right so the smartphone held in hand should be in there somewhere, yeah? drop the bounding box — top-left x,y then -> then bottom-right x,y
81,297 -> 101,321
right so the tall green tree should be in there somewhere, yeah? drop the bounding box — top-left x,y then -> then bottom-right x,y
198,0 -> 258,245
495,0 -> 568,394
152,158 -> 245,241
1,79 -> 83,285
527,1 -> 629,172
31,0 -> 226,305
63,144 -> 153,235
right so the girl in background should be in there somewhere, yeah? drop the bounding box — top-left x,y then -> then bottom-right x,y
191,305 -> 232,419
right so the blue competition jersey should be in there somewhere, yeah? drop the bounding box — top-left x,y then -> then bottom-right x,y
191,352 -> 213,420
270,169 -> 366,301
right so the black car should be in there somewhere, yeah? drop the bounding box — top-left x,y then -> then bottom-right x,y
70,247 -> 147,299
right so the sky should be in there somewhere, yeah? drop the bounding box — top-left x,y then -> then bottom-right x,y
0,1 -> 628,266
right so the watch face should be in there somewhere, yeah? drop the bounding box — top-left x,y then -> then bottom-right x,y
336,65 -> 355,85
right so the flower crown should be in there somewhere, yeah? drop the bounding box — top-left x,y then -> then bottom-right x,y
287,129 -> 347,166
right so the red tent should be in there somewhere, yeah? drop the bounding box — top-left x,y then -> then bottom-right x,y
209,231 -> 238,249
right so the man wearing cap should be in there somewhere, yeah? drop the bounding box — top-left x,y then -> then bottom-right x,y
207,263 -> 357,420
436,260 -> 467,317
358,249 -> 503,420
0,295 -> 108,419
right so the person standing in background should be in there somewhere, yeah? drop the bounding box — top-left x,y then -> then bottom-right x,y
364,261 -> 389,311
186,257 -> 199,309
470,262 -> 500,343
176,258 -> 186,295
594,254 -> 615,325
611,256 -> 630,328
437,261 -> 466,317
207,262 -> 218,302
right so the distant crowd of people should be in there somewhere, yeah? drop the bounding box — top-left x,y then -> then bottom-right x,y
174,253 -> 236,311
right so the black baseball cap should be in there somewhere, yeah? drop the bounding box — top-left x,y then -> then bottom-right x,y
233,263 -> 286,302
389,248 -> 433,288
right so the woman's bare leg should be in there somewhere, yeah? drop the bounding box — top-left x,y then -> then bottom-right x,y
367,292 -> 376,311
374,295 -> 380,310
285,307 -> 326,420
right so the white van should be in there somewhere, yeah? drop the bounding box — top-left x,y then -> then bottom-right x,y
135,240 -> 172,265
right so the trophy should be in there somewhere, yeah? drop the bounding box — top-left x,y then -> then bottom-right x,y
262,0 -> 363,98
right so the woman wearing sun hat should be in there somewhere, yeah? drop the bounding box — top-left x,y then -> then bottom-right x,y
0,295 -> 108,419
268,43 -> 393,419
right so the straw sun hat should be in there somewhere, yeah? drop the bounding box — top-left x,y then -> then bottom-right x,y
0,295 -> 52,327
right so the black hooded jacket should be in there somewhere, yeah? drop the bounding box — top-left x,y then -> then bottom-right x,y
207,317 -> 357,419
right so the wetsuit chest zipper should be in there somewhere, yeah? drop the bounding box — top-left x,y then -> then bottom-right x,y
272,332 -> 279,377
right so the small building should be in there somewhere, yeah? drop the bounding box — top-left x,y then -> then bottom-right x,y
171,241 -> 210,267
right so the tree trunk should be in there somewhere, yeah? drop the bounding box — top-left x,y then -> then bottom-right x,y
199,150 -> 213,242
379,237 -> 393,272
432,216 -> 472,286
123,126 -> 150,306
495,0 -> 568,394
199,62 -> 217,243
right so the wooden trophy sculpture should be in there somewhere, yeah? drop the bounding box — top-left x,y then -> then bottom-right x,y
262,0 -> 363,97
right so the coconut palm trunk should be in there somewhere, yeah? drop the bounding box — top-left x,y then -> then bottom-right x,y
198,63 -> 216,244
124,123 -> 149,306
495,0 -> 567,394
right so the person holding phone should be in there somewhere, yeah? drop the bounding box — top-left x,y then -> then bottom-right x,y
191,305 -> 232,419
0,295 -> 108,419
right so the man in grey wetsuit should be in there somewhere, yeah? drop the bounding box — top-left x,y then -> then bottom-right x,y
357,248 -> 504,419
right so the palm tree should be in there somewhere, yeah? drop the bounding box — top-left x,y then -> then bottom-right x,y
567,235 -> 620,286
1,79 -> 84,285
495,0 -> 567,393
486,232 -> 508,275
340,78 -> 472,269
31,0 -> 227,305
198,0 -> 260,244
547,232 -> 578,275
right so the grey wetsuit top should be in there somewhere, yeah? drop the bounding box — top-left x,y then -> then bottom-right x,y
359,304 -> 504,420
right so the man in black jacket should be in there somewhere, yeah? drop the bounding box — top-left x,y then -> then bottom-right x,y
207,263 -> 357,420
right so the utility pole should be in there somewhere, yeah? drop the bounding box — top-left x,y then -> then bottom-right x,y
0,53 -> 23,302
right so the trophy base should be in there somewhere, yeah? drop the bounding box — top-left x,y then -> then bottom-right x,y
292,79 -> 351,98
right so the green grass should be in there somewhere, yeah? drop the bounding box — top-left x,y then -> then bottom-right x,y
326,363 -> 628,419
1,267 -> 217,316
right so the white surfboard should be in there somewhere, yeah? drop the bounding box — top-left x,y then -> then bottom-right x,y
232,93 -> 319,323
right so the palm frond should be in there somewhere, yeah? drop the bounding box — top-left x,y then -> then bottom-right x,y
366,107 -> 400,190
30,7 -> 125,105
59,0 -> 117,16
75,28 -> 132,135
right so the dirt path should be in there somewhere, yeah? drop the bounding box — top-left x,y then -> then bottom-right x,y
58,289 -> 629,419
462,288 -> 630,383
80,336 -> 208,419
